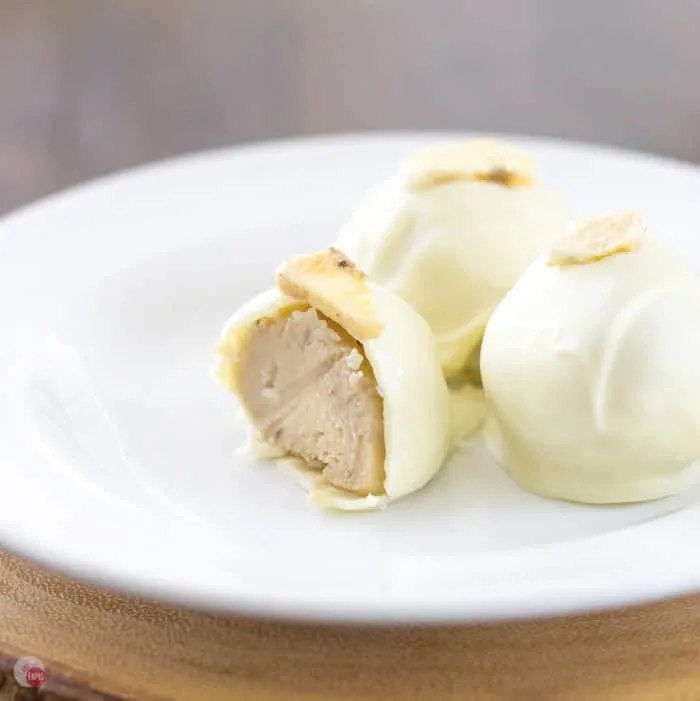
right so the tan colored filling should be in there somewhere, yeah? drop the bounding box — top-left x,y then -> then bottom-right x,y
236,307 -> 386,496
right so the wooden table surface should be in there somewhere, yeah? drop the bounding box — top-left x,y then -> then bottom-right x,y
1,551 -> 700,701
2,2 -> 700,699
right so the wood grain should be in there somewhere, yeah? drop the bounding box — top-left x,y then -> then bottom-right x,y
1,551 -> 700,700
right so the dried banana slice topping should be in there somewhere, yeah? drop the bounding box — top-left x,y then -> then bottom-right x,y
547,210 -> 644,267
276,248 -> 383,340
400,138 -> 536,191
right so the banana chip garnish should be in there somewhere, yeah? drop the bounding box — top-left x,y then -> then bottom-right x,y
547,210 -> 644,267
400,138 -> 536,191
276,248 -> 383,340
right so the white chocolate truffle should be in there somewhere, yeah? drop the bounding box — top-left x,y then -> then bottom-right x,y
481,211 -> 700,503
216,249 -> 451,510
334,138 -> 572,377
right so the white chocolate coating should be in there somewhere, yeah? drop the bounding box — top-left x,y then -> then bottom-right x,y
216,284 -> 451,509
334,140 -> 572,376
481,218 -> 700,504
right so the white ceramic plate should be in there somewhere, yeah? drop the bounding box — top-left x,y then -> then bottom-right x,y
2,133 -> 700,624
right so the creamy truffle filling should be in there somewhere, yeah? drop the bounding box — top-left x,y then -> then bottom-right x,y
236,307 -> 386,496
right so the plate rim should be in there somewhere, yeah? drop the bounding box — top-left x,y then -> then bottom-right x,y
4,128 -> 700,229
2,130 -> 700,624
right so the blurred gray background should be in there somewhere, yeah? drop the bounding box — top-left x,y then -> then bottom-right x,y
2,0 -> 698,213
